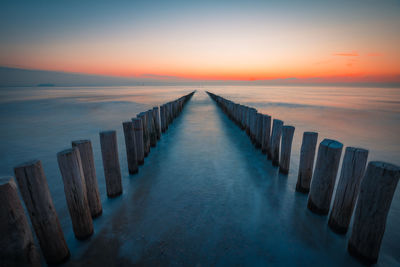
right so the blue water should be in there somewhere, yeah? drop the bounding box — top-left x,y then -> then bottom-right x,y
0,86 -> 399,266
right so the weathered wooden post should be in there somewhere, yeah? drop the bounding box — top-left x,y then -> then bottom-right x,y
138,112 -> 150,156
153,106 -> 161,140
328,147 -> 368,234
122,121 -> 138,174
295,132 -> 318,193
269,119 -> 283,166
165,103 -> 170,129
160,105 -> 166,133
57,147 -> 94,240
148,109 -> 157,147
72,140 -> 102,218
132,118 -> 144,165
348,161 -> 399,264
279,125 -> 295,174
255,113 -> 263,148
0,176 -> 41,267
261,114 -> 271,154
100,130 -> 123,197
14,160 -> 70,264
307,139 -> 343,214
250,109 -> 257,143
245,107 -> 251,135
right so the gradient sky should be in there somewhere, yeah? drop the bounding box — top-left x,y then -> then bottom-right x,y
1,0 -> 400,83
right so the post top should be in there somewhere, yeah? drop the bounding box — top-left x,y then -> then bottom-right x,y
0,176 -> 14,186
304,131 -> 318,136
72,139 -> 90,145
345,146 -> 369,154
283,125 -> 295,130
369,161 -> 400,172
100,130 -> 116,136
321,139 -> 343,149
14,159 -> 41,169
57,147 -> 76,156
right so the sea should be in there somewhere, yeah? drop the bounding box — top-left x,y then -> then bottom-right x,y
0,85 -> 399,266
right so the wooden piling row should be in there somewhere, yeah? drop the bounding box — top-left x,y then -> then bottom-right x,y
206,92 -> 290,170
207,91 -> 399,264
1,91 -> 195,264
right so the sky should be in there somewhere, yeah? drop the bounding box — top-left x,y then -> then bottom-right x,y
1,0 -> 400,84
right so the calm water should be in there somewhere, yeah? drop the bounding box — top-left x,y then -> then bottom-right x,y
0,85 -> 399,265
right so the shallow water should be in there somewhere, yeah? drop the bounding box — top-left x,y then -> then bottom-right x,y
0,86 -> 399,265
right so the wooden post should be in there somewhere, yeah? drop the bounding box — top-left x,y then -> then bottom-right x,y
160,105 -> 166,133
148,110 -> 157,147
255,113 -> 263,148
144,112 -> 151,154
279,125 -> 295,174
245,107 -> 251,135
132,118 -> 144,165
307,139 -> 343,215
14,160 -> 69,264
348,161 -> 399,264
0,176 -> 41,267
137,112 -> 150,156
261,114 -> 271,154
122,121 -> 138,174
269,119 -> 283,166
296,132 -> 318,193
153,106 -> 161,140
72,140 -> 102,218
250,109 -> 257,143
57,147 -> 93,240
100,130 -> 123,197
328,147 -> 368,234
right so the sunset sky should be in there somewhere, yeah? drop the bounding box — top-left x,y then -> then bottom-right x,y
1,0 -> 400,83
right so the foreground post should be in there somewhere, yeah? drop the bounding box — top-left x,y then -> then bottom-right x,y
307,139 -> 343,214
348,161 -> 399,264
72,140 -> 102,218
328,147 -> 368,234
14,160 -> 69,264
0,176 -> 41,266
132,118 -> 144,165
57,147 -> 93,240
123,121 -> 138,174
279,125 -> 295,174
261,114 -> 271,154
269,119 -> 283,166
100,131 -> 123,197
296,132 -> 318,193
